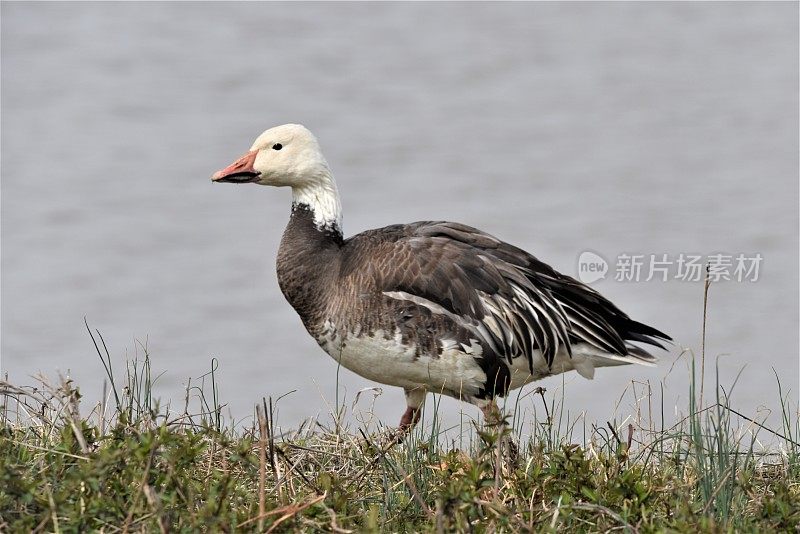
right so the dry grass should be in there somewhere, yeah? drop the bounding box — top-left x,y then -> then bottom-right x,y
1,343 -> 798,533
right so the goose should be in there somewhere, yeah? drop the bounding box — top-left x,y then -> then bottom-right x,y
212,124 -> 670,431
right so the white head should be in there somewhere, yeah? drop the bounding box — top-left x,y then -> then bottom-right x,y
212,124 -> 342,231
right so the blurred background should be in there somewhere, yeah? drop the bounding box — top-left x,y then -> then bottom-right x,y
2,3 -> 797,435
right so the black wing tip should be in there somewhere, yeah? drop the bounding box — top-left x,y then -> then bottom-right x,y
625,319 -> 673,350
625,344 -> 660,363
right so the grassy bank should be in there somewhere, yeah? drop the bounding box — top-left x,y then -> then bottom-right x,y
1,336 -> 798,533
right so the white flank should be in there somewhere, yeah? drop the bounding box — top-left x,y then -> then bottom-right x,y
329,329 -> 488,399
510,342 -> 655,386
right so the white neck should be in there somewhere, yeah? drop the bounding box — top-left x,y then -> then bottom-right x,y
291,171 -> 343,232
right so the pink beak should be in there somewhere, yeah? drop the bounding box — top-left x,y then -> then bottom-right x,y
211,150 -> 260,183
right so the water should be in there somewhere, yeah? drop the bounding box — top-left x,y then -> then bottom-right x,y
2,3 -> 797,434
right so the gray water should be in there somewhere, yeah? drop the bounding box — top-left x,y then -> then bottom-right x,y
2,3 -> 798,435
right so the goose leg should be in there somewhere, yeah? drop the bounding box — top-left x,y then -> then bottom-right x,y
398,387 -> 427,432
478,399 -> 503,426
475,397 -> 519,465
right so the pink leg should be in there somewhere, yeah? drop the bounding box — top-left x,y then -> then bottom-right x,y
398,387 -> 427,432
398,405 -> 422,431
476,398 -> 518,464
479,399 -> 503,426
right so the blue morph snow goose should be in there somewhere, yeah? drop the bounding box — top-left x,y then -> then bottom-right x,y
212,124 -> 670,430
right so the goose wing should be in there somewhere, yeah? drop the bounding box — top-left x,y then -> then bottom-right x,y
344,221 -> 670,375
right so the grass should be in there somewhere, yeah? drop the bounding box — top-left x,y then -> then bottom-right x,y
1,282 -> 798,532
1,341 -> 798,533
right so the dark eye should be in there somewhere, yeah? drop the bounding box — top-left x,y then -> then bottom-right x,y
272,143 -> 282,150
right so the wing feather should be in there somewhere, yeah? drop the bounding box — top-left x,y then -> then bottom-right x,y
343,221 -> 671,378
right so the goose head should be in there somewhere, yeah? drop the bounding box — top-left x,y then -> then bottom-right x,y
212,124 -> 331,188
212,124 -> 343,231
